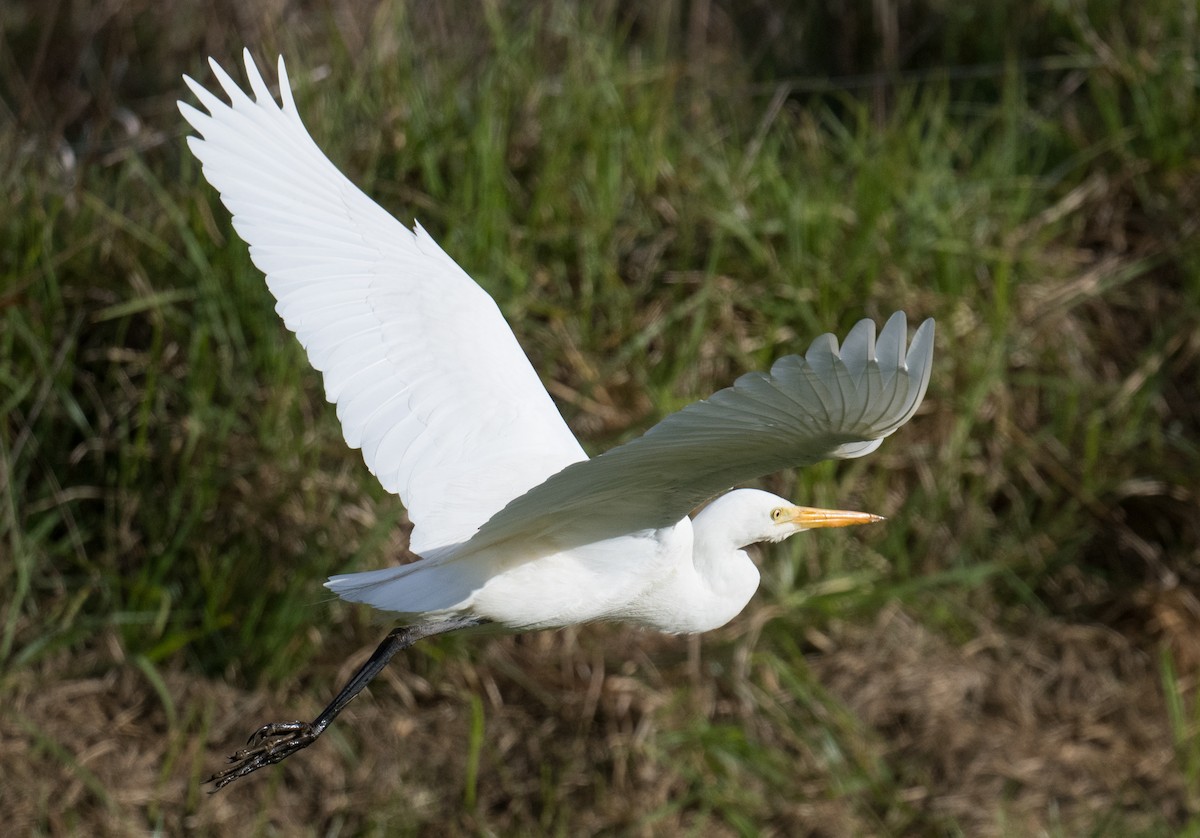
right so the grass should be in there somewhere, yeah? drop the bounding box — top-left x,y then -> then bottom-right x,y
1,0 -> 1198,833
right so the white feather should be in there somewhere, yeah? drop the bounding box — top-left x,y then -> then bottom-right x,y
179,49 -> 586,554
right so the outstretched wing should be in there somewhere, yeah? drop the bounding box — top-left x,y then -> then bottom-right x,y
179,50 -> 585,553
471,312 -> 934,549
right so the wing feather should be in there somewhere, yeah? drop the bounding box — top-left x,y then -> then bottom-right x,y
469,313 -> 934,550
180,50 -> 586,553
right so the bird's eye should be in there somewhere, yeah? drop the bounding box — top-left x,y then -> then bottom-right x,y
771,508 -> 785,522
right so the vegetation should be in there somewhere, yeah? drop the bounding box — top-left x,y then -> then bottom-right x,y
1,0 -> 1197,833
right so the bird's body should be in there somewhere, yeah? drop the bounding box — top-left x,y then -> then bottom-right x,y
344,490 -> 766,634
469,518 -> 707,632
180,50 -> 935,788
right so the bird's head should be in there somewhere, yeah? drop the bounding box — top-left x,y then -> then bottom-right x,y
702,488 -> 884,547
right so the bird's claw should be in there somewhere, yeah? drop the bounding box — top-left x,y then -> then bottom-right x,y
207,720 -> 319,790
244,720 -> 307,748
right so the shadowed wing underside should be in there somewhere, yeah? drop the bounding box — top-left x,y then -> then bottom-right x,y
470,312 -> 934,549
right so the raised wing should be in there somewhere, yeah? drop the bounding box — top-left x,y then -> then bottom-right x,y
179,50 -> 585,553
471,312 -> 934,549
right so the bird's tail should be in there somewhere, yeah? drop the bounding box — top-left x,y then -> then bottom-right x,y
325,549 -> 485,619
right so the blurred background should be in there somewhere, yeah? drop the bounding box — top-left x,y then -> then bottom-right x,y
1,0 -> 1198,834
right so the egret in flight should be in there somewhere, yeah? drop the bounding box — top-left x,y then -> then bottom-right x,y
180,50 -> 934,789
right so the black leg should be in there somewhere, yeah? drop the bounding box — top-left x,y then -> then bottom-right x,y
207,616 -> 484,789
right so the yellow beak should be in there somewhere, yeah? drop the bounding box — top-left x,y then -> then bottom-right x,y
788,506 -> 884,529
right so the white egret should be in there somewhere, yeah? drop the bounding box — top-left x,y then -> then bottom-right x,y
180,50 -> 935,789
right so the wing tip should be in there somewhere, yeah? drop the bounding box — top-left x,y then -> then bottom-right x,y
277,54 -> 298,115
841,317 -> 878,366
908,317 -> 936,366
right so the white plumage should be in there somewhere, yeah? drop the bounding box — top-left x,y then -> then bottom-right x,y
181,50 -> 934,788
181,58 -> 585,557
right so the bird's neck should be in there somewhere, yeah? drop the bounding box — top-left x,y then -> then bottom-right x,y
680,507 -> 762,631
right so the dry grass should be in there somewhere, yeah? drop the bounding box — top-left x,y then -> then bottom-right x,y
815,605 -> 1189,835
4,607 -> 1194,835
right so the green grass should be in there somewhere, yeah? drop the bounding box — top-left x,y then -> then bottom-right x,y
1,0 -> 1198,834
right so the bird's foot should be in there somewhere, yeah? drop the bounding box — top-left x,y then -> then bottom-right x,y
207,720 -> 321,790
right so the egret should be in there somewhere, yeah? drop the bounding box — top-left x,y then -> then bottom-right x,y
180,50 -> 935,789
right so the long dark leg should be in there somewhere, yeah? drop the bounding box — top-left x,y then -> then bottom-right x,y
207,616 -> 485,789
